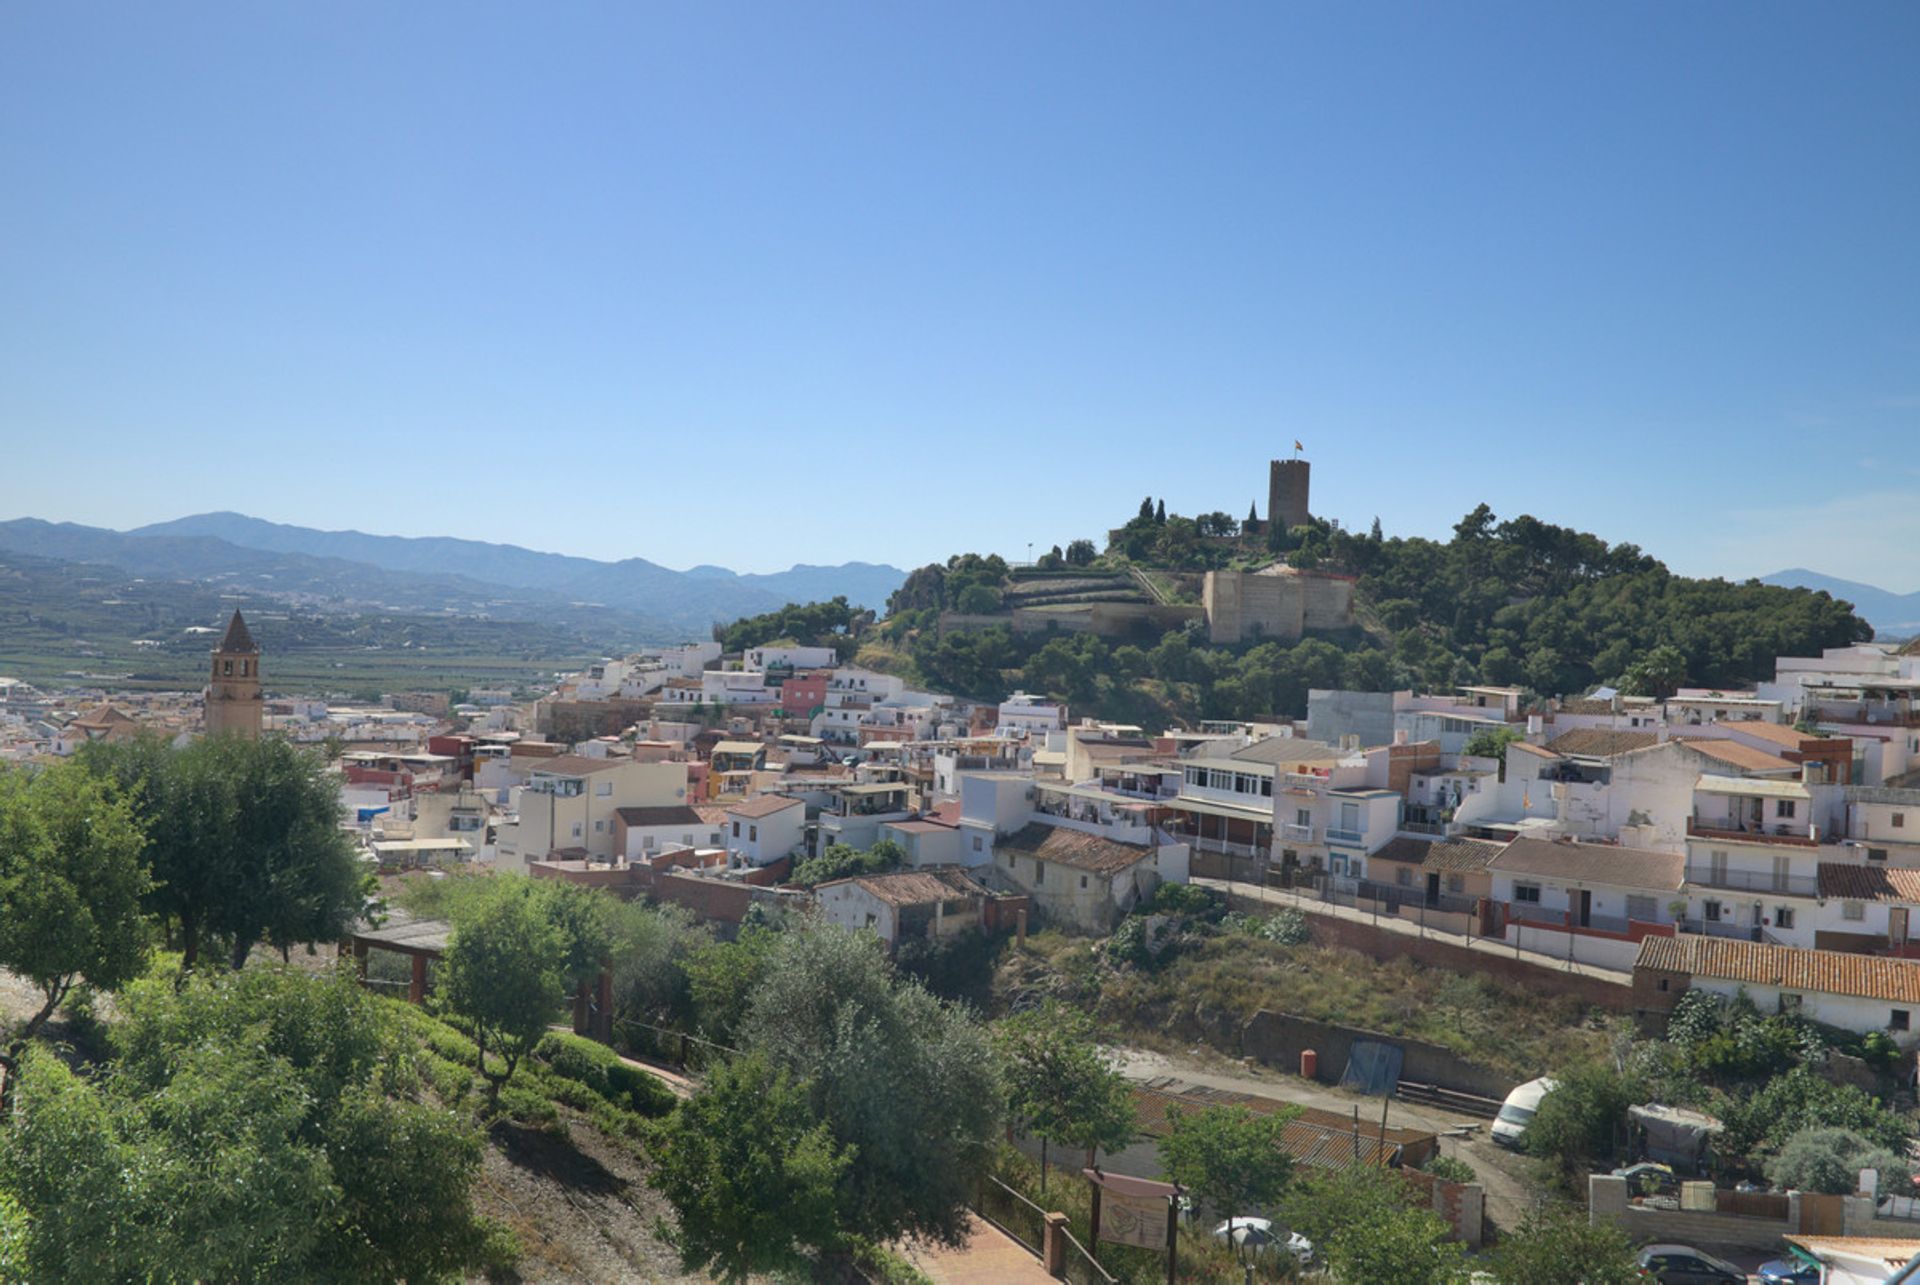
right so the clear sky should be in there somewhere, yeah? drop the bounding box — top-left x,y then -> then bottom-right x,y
3,3 -> 1916,586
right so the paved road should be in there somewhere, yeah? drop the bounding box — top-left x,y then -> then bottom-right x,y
1115,1046 -> 1544,1234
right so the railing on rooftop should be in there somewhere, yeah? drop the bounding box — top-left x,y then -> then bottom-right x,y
1684,864 -> 1820,896
1687,819 -> 1816,848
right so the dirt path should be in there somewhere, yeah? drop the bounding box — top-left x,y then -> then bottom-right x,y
1115,1045 -> 1546,1233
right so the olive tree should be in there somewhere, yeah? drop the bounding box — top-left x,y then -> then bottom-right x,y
442,879 -> 610,1099
0,763 -> 150,1055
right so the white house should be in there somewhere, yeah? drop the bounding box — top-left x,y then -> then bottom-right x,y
813,867 -> 997,948
1638,935 -> 1920,1046
997,692 -> 1067,739
987,822 -> 1187,933
1488,835 -> 1687,934
745,645 -> 837,671
496,757 -> 691,871
723,793 -> 806,866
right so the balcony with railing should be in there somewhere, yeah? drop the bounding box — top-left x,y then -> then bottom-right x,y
1683,864 -> 1820,896
1281,821 -> 1316,843
1284,771 -> 1331,791
1806,700 -> 1920,728
1686,818 -> 1816,848
1325,826 -> 1365,846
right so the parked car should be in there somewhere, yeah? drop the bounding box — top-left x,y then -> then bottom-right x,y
1755,1258 -> 1819,1285
1635,1244 -> 1746,1284
1611,1161 -> 1680,1196
1490,1076 -> 1558,1149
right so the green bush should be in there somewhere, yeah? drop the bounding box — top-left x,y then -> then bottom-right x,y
535,1031 -> 676,1117
1767,1126 -> 1913,1196
1420,1154 -> 1477,1185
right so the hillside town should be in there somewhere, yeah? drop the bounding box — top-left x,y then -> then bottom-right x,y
7,582 -> 1920,1280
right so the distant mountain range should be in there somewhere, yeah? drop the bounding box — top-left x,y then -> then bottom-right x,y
1762,569 -> 1920,638
0,513 -> 906,643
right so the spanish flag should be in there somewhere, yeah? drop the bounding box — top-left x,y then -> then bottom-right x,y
1294,440 -> 1303,451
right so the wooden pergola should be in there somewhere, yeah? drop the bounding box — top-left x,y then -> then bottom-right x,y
344,912 -> 451,1004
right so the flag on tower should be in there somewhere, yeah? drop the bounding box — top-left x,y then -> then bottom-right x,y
1294,439 -> 1303,452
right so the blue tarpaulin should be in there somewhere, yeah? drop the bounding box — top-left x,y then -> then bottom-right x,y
1340,1039 -> 1405,1096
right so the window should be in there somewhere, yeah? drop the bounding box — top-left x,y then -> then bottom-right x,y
1704,900 -> 1723,923
865,913 -> 877,929
1893,1010 -> 1911,1032
1447,875 -> 1465,894
1709,850 -> 1728,883
593,819 -> 604,833
222,660 -> 232,676
732,821 -> 740,838
1775,907 -> 1795,930
1870,848 -> 1890,863
1033,863 -> 1045,886
1777,800 -> 1797,819
1844,900 -> 1866,922
973,835 -> 984,851
1260,777 -> 1273,797
240,660 -> 249,676
596,782 -> 612,797
1080,875 -> 1089,888
749,825 -> 758,842
1657,978 -> 1669,992
1514,883 -> 1541,904
1396,867 -> 1412,887
1295,809 -> 1312,827
570,822 -> 582,839
1626,895 -> 1657,922
1896,813 -> 1907,829
681,833 -> 693,846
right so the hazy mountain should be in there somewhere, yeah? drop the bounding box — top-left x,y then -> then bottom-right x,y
1762,569 -> 1920,637
0,517 -> 681,640
130,513 -> 904,615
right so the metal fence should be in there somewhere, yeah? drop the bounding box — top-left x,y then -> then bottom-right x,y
1059,1227 -> 1119,1285
975,1175 -> 1046,1258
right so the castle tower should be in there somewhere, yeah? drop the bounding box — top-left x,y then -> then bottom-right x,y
205,609 -> 263,739
1269,458 -> 1311,533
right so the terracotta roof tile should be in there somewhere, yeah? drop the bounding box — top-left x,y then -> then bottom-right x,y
1817,863 -> 1920,904
1678,738 -> 1799,774
726,793 -> 804,819
614,805 -> 709,828
1636,935 -> 1920,1005
1490,836 -> 1684,891
995,822 -> 1155,874
1547,729 -> 1661,758
818,866 -> 991,907
530,754 -> 630,776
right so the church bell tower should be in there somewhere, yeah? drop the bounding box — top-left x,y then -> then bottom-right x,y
204,609 -> 263,739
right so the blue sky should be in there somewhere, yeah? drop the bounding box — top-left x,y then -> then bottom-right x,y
3,3 -> 1917,586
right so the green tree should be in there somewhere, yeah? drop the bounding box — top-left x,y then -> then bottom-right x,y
1486,1205 -> 1641,1285
1156,1104 -> 1298,1226
1324,1203 -> 1466,1285
1767,1126 -> 1914,1196
442,879 -> 610,1100
0,1189 -> 25,1284
994,1002 -> 1135,1192
80,735 -> 369,969
1462,726 -> 1523,762
0,966 -> 491,1283
683,923 -> 782,1049
1621,643 -> 1689,699
1065,539 -> 1097,566
790,839 -> 903,888
740,928 -> 1001,1246
0,764 -> 150,1058
1525,1060 -> 1640,1183
651,1053 -> 852,1280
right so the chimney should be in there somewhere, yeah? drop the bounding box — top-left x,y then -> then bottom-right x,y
1527,714 -> 1544,737
1393,729 -> 1409,747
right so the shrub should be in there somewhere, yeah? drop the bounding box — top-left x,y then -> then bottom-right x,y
535,1031 -> 677,1117
1421,1154 -> 1477,1185
1767,1126 -> 1914,1196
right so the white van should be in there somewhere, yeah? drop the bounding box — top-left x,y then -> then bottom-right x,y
1491,1077 -> 1558,1149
